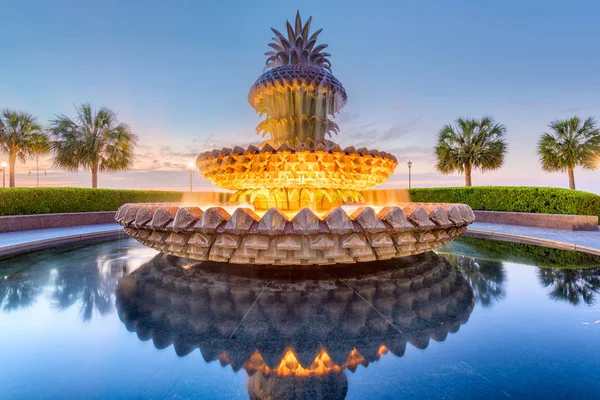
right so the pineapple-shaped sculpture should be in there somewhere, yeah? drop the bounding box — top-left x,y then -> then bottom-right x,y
118,12 -> 475,264
197,11 -> 398,213
249,11 -> 347,147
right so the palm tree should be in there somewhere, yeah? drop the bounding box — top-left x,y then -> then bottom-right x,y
49,104 -> 137,188
537,117 -> 600,190
0,110 -> 50,187
434,117 -> 507,186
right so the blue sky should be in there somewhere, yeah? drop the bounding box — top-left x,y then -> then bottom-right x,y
1,0 -> 599,193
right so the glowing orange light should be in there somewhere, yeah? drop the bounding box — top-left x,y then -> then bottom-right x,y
197,147 -> 397,212
239,346 -> 393,377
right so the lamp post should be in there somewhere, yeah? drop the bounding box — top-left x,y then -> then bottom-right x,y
187,162 -> 195,193
1,162 -> 6,188
407,160 -> 412,189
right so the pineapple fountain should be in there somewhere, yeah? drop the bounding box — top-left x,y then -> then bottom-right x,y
116,12 -> 475,265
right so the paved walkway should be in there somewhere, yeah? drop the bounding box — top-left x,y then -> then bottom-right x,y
467,222 -> 600,255
0,222 -> 598,258
0,223 -> 123,257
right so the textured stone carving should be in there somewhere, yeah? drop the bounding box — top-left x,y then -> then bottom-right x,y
377,206 -> 413,231
291,208 -> 320,235
172,207 -> 203,232
123,204 -> 141,225
223,208 -> 259,235
257,208 -> 288,235
351,207 -> 387,233
404,206 -> 437,230
194,207 -> 230,233
323,207 -> 354,235
117,203 -> 474,265
150,206 -> 179,230
427,206 -> 453,228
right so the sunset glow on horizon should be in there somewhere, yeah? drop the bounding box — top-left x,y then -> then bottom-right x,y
2,0 -> 599,194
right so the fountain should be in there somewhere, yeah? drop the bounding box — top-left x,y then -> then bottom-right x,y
116,12 -> 475,265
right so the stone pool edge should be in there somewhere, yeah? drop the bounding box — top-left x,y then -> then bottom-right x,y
0,227 -> 126,258
464,229 -> 600,256
0,224 -> 598,259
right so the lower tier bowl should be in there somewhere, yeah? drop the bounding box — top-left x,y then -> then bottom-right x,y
115,203 -> 474,266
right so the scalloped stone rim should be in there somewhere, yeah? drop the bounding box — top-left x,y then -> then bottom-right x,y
196,141 -> 398,164
196,141 -> 399,194
116,203 -> 475,266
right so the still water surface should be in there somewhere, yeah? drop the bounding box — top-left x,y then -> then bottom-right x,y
1,237 -> 599,399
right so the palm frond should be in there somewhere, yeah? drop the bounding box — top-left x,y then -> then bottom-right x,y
537,116 -> 600,172
50,103 -> 137,179
434,117 -> 507,175
0,109 -> 47,160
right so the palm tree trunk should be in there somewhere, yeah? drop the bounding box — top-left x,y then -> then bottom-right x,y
568,167 -> 575,190
91,165 -> 98,189
8,150 -> 17,188
464,163 -> 472,187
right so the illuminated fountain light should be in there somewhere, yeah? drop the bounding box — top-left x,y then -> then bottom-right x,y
117,11 -> 475,265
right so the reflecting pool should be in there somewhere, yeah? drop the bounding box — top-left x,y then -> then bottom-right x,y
1,238 -> 600,399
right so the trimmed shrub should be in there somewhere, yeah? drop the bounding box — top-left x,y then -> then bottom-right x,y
0,186 -> 598,218
0,188 -> 229,216
404,186 -> 600,218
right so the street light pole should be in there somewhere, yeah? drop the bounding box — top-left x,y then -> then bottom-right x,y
407,160 -> 412,189
1,162 -> 6,189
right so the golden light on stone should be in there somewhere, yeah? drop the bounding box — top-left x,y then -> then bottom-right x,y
243,348 -> 373,377
117,11 -> 474,265
197,142 -> 397,213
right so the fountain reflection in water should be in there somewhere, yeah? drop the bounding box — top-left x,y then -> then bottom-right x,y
116,252 -> 474,399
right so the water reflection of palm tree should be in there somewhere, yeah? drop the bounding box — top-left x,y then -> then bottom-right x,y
538,268 -> 600,305
52,264 -> 115,321
0,274 -> 44,312
442,254 -> 506,308
0,255 -> 56,312
0,240 -> 156,319
52,244 -> 133,321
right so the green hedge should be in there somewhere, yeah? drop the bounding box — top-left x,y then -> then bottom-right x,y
408,186 -> 600,218
1,186 -> 599,218
0,188 -> 228,216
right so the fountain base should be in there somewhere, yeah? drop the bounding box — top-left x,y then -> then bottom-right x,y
116,203 -> 474,265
